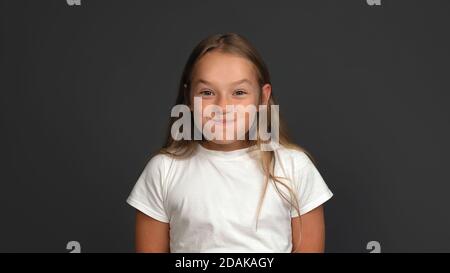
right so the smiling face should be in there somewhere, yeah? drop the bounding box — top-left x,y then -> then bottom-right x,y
189,51 -> 271,148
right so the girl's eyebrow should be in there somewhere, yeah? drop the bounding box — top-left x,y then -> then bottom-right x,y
193,78 -> 253,87
230,78 -> 252,86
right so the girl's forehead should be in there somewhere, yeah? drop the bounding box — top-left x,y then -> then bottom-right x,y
192,52 -> 259,85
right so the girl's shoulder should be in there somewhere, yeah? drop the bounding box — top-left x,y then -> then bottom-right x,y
140,152 -> 175,176
143,150 -> 194,175
273,144 -> 315,170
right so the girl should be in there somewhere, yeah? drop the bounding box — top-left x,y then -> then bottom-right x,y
126,33 -> 333,253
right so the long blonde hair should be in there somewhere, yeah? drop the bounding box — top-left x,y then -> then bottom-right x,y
157,33 -> 317,251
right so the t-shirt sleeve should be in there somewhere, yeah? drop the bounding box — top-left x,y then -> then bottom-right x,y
290,154 -> 334,217
126,154 -> 170,223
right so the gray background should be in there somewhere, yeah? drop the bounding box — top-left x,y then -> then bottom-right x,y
1,0 -> 449,252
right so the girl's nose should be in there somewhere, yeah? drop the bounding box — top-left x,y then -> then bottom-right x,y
216,96 -> 231,111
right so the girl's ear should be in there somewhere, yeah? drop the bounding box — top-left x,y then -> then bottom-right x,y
186,90 -> 194,112
261,83 -> 272,105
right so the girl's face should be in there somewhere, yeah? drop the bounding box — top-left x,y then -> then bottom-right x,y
189,51 -> 271,147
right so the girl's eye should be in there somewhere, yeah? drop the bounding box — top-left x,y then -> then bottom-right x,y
234,89 -> 247,96
200,90 -> 214,96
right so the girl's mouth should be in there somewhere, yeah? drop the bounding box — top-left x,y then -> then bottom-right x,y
209,115 -> 236,124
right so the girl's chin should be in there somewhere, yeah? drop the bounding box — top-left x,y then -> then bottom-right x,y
208,139 -> 239,145
204,128 -> 249,142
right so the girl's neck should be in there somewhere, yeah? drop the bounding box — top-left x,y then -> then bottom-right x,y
200,140 -> 253,152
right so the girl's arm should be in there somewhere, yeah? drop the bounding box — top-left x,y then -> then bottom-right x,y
291,205 -> 326,253
135,210 -> 170,253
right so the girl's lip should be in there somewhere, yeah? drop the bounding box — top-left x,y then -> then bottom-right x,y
206,114 -> 236,123
208,117 -> 236,123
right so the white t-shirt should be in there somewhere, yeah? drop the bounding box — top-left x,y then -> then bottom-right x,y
126,143 -> 333,253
